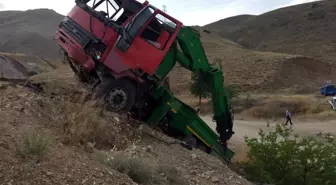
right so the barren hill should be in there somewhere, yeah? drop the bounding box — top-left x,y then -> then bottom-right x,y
170,29 -> 336,94
204,15 -> 255,36
204,0 -> 336,64
0,9 -> 64,59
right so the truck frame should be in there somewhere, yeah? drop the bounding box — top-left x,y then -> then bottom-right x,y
55,0 -> 235,162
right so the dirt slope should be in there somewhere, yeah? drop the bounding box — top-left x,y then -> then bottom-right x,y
0,9 -> 63,59
204,0 -> 336,64
0,52 -> 58,80
0,72 -> 252,185
170,30 -> 336,94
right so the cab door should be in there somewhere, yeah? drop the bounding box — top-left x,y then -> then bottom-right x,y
112,6 -> 182,75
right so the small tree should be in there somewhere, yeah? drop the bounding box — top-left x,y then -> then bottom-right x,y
240,125 -> 336,185
225,84 -> 239,100
190,71 -> 211,106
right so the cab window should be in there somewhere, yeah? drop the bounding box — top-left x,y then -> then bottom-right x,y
86,0 -> 126,24
140,13 -> 177,50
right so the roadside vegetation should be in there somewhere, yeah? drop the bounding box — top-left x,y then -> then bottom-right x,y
185,90 -> 335,121
239,124 -> 336,185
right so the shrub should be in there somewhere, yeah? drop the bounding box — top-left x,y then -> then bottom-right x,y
244,98 -> 310,118
190,71 -> 211,106
156,164 -> 188,185
225,84 -> 239,100
98,152 -> 187,185
16,128 -> 51,160
239,125 -> 336,185
38,94 -> 138,150
99,153 -> 155,184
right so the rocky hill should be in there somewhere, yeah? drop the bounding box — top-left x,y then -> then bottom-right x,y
0,9 -> 64,60
204,0 -> 336,65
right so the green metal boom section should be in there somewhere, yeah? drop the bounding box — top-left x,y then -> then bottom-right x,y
147,26 -> 235,162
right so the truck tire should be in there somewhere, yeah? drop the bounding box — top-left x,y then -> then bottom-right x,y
95,78 -> 136,113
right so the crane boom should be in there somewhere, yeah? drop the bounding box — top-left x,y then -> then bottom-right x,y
174,26 -> 234,143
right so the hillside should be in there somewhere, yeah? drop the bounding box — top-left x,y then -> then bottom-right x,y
170,30 -> 336,94
0,72 -> 252,185
0,9 -> 64,59
0,52 -> 58,80
204,15 -> 255,36
203,0 -> 336,64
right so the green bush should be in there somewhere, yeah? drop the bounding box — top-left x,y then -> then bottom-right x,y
16,128 -> 51,160
225,84 -> 239,100
240,125 -> 336,185
190,71 -> 211,106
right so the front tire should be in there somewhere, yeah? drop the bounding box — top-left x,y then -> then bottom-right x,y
95,78 -> 136,113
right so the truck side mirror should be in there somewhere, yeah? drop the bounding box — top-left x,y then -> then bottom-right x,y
123,32 -> 132,45
116,28 -> 132,52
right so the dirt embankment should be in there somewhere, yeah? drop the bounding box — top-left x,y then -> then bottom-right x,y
265,57 -> 336,93
0,76 -> 252,185
0,52 -> 57,80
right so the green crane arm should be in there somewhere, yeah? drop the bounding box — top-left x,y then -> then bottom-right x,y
174,26 -> 234,143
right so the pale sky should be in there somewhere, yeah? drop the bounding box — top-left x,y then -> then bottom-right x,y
0,0 -> 320,26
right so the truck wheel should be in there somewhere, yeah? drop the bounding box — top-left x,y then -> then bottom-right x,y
95,78 -> 136,113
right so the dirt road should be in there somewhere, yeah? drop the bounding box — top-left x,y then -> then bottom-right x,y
202,116 -> 336,159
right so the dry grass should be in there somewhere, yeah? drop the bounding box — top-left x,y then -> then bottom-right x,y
301,110 -> 336,121
179,93 -> 335,121
22,73 -> 141,150
241,94 -> 333,120
98,152 -> 188,185
16,128 -> 51,160
37,94 -> 139,150
100,153 -> 155,184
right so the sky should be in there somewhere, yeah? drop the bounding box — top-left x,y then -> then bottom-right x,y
0,0 -> 320,26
